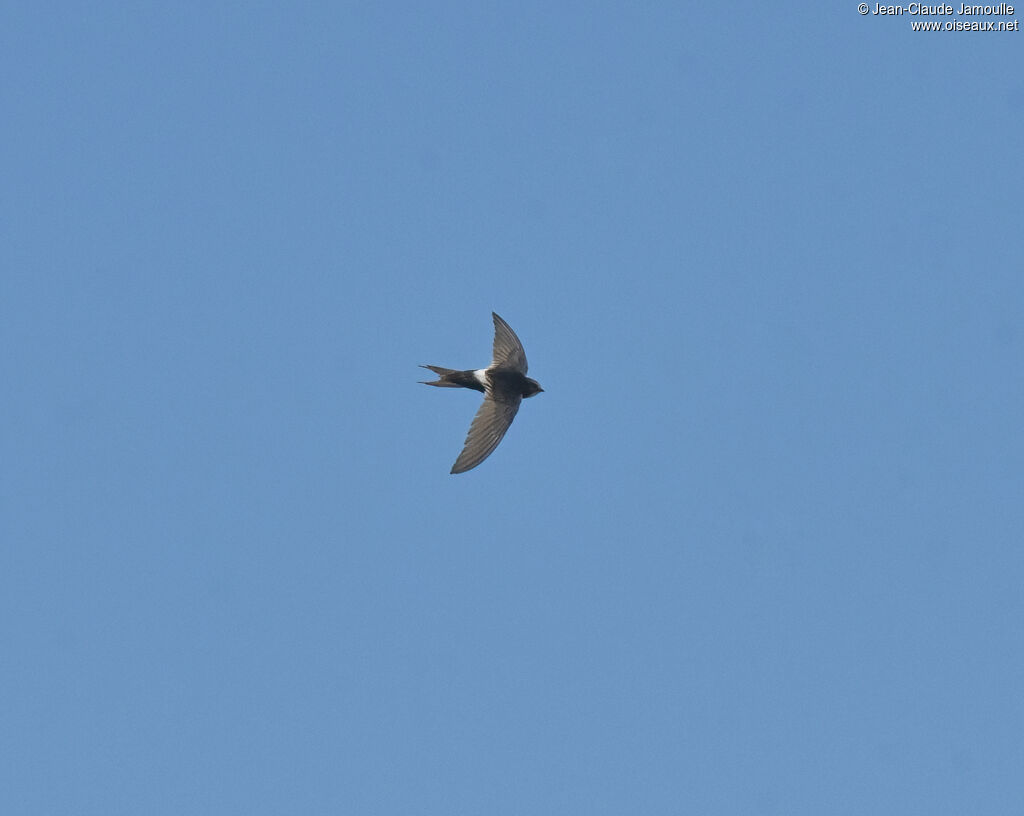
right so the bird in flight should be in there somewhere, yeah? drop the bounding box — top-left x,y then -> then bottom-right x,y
421,312 -> 543,474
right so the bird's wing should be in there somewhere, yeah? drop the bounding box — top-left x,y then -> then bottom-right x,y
490,312 -> 528,374
450,392 -> 522,474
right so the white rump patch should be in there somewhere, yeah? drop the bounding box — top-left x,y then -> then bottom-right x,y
473,369 -> 489,388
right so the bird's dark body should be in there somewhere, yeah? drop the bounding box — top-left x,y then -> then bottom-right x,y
489,369 -> 543,398
421,366 -> 541,399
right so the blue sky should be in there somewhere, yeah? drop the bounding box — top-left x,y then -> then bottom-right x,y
3,3 -> 1022,814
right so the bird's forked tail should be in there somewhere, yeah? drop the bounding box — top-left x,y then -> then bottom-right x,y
419,365 -> 462,387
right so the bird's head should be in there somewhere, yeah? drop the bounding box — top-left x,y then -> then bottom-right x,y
523,378 -> 544,398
